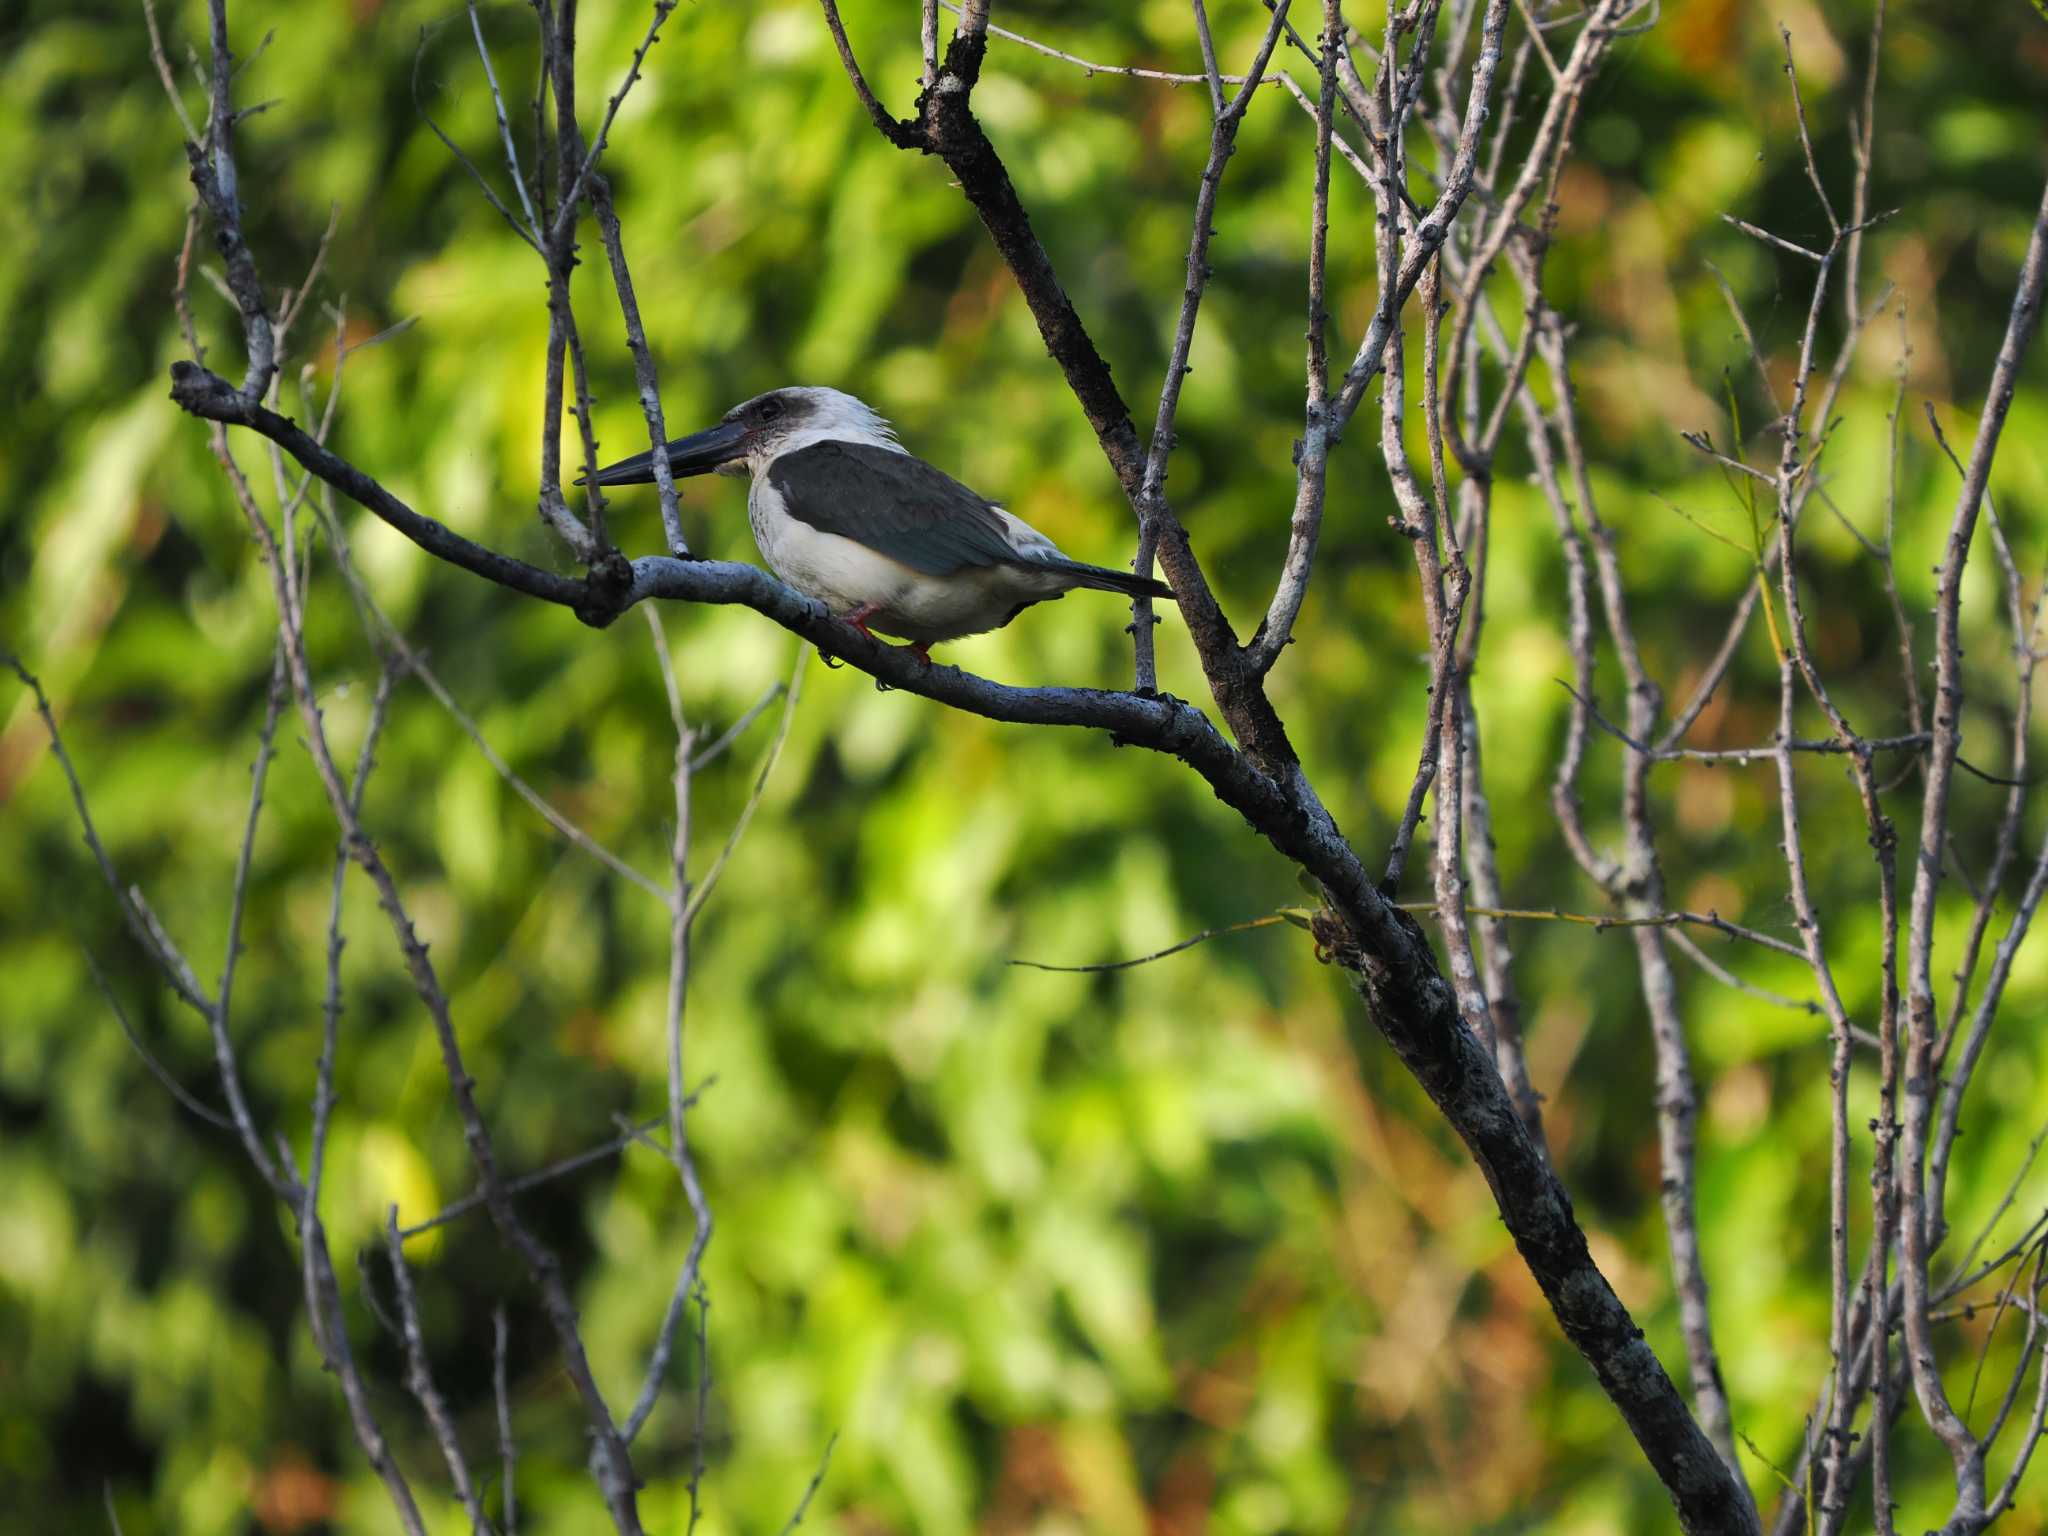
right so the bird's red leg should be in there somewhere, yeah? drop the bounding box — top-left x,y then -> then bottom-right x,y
839,604 -> 932,666
842,601 -> 883,642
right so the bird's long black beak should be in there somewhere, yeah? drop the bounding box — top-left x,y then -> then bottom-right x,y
578,419 -> 750,487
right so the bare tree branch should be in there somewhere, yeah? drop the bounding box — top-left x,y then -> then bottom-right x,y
383,1211 -> 491,1534
1899,174 -> 2048,1528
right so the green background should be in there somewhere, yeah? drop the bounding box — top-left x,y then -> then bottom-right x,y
5,0 -> 2048,1530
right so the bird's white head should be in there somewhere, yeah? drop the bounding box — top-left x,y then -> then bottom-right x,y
756,387 -> 900,458
694,386 -> 903,478
582,386 -> 904,489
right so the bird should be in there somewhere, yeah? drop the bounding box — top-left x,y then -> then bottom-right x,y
583,386 -> 1175,660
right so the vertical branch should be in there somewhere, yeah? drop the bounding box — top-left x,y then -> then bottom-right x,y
1414,260 -> 1484,1055
23,652 -> 426,1535
1457,696 -> 1542,1138
1521,389 -> 1619,889
469,1 -> 542,236
1986,1244 -> 2048,1522
306,1238 -> 430,1535
1375,20 -> 1443,891
213,648 -> 295,1197
552,0 -> 692,558
1866,789 -> 1906,1536
1430,684 -> 1490,1047
687,1290 -> 711,1533
221,432 -> 646,1528
1764,645 -> 1868,1534
1255,0 -> 1524,676
1900,178 -> 2048,1516
589,173 -> 689,558
17,533 -> 432,1536
1189,0 -> 1227,114
649,604 -> 696,1217
1934,838 -> 2048,1259
1702,33 -> 1909,1522
196,0 -> 275,400
494,1308 -> 519,1536
1757,209 -> 1902,1536
1914,475 -> 2044,1526
1869,1243 -> 1898,1536
1380,310 -> 1458,892
143,19 -> 447,1510
531,0 -> 601,562
1842,1 -> 1886,320
1324,0 -> 1514,432
1129,0 -> 1296,691
1246,0 -> 1340,684
548,0 -> 682,231
1532,302 -> 1748,1493
297,654 -> 405,1530
383,1212 -> 491,1534
621,638 -> 797,1445
622,612 -> 716,1444
1436,219 -> 1541,1136
1870,374 -> 1908,1527
1925,431 -> 2047,1246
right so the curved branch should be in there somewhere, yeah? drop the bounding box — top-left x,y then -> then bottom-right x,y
171,346 -> 1759,1534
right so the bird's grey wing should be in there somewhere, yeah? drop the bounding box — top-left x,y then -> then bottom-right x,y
765,441 -> 1026,577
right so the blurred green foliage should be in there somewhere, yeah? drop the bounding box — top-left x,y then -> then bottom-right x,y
4,1 -> 2048,1532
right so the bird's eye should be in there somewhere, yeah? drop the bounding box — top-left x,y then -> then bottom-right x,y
758,398 -> 783,421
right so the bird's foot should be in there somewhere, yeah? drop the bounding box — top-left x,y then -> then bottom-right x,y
842,602 -> 883,643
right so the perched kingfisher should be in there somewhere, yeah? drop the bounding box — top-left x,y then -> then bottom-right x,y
585,387 -> 1175,658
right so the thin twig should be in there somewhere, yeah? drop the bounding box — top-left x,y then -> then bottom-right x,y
690,682 -> 787,771
1898,174 -> 2048,1522
949,1 -> 1244,85
142,0 -> 201,142
1011,911 -> 1308,972
777,1434 -> 839,1534
623,606 -> 714,1446
1722,214 -> 1824,265
686,1286 -> 711,1534
549,0 -> 682,245
83,950 -> 233,1130
1666,930 -> 1823,1019
1780,29 -> 1840,241
1131,0 -> 1295,689
400,1114 -> 677,1240
494,1307 -> 519,1536
232,418 -> 648,1530
307,488 -> 666,902
679,646 -> 806,928
383,1211 -> 491,1534
470,1 -> 540,234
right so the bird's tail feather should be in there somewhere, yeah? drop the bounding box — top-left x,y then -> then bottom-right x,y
1053,559 -> 1176,601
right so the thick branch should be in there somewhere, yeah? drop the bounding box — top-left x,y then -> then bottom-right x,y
173,348 -> 1758,1535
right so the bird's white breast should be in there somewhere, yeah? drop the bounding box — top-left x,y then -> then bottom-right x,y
747,478 -> 915,611
746,477 -> 1071,645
